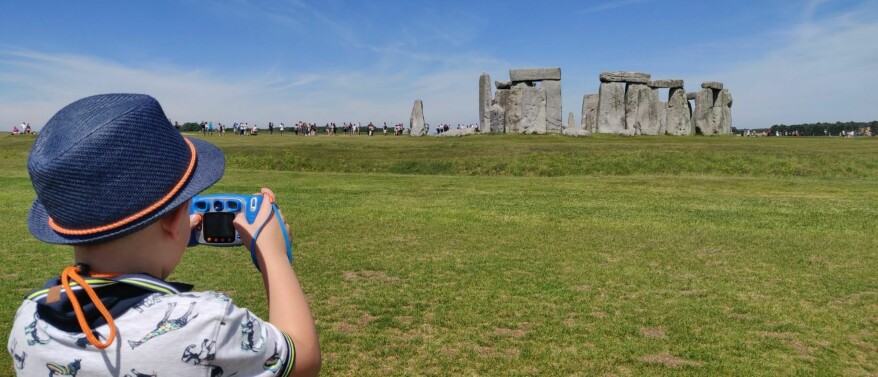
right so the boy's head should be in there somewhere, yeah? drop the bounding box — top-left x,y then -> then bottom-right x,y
27,94 -> 225,246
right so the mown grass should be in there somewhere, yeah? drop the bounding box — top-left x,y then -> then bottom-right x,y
1,134 -> 876,376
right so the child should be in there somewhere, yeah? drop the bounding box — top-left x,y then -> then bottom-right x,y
8,94 -> 320,376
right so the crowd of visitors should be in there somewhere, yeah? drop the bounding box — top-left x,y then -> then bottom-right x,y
176,120 -> 419,137
10,122 -> 33,135
741,129 -> 873,137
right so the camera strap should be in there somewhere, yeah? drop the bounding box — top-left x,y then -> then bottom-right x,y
248,203 -> 293,271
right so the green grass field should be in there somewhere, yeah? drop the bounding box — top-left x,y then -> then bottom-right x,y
1,133 -> 876,376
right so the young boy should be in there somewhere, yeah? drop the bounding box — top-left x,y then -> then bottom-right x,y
7,94 -> 320,376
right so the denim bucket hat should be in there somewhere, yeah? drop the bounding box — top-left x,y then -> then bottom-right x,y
27,94 -> 225,245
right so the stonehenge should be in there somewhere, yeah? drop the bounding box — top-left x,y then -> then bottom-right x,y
485,68 -> 563,134
472,68 -> 731,136
585,72 -> 732,136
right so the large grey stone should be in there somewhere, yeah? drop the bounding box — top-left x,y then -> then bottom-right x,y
596,82 -> 626,134
625,84 -> 660,135
693,88 -> 716,135
717,88 -> 733,134
582,94 -> 598,133
495,80 -> 511,89
562,127 -> 591,137
479,73 -> 491,132
506,83 -> 526,133
519,86 -> 547,134
701,81 -> 723,90
494,89 -> 510,113
509,67 -> 561,82
568,112 -> 575,128
722,90 -> 733,135
686,92 -> 697,101
434,127 -> 477,137
648,79 -> 684,88
666,87 -> 692,135
543,79 -> 562,133
657,101 -> 668,134
489,103 -> 506,134
600,71 -> 651,83
409,99 -> 426,137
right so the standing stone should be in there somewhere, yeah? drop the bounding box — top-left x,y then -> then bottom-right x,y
721,89 -> 733,134
596,82 -> 626,134
494,89 -> 510,133
543,79 -> 562,133
567,112 -> 575,128
489,103 -> 506,134
625,84 -> 660,135
710,88 -> 733,135
657,102 -> 668,134
693,88 -> 715,135
666,87 -> 692,135
520,86 -> 547,134
409,99 -> 426,137
507,83 -> 527,133
582,94 -> 598,133
479,73 -> 491,132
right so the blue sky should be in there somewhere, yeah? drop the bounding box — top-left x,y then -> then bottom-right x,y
2,0 -> 877,130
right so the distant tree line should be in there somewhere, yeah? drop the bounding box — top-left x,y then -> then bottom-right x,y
763,121 -> 877,136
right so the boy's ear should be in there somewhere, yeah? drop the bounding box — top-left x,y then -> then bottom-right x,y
160,201 -> 190,240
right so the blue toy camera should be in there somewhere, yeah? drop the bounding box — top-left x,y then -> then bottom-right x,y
189,194 -> 293,268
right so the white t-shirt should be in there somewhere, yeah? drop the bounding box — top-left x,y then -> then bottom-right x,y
8,275 -> 294,377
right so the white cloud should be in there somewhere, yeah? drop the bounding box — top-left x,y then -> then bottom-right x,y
0,48 -> 498,129
692,3 -> 878,128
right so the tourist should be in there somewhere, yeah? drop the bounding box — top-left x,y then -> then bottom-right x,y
280,122 -> 285,135
13,94 -> 320,376
367,122 -> 375,136
269,122 -> 274,135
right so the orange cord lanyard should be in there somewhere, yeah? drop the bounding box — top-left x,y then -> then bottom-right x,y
60,264 -> 121,349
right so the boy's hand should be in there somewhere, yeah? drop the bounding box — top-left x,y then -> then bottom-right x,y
232,188 -> 293,267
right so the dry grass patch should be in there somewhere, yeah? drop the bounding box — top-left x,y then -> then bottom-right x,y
640,326 -> 667,339
640,352 -> 703,368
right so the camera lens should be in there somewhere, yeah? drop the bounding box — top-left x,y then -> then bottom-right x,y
213,201 -> 224,211
227,201 -> 239,211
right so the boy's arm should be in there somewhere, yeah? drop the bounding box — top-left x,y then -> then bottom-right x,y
234,188 -> 321,377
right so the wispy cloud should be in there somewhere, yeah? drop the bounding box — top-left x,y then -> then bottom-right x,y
0,48 -> 500,129
577,0 -> 651,14
692,2 -> 878,128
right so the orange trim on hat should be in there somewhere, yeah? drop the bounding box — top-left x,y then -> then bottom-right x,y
48,138 -> 197,236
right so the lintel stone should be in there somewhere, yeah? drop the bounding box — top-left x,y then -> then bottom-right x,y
648,79 -> 684,88
600,71 -> 651,83
509,67 -> 561,82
